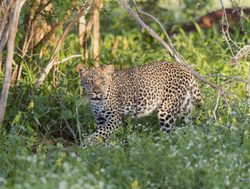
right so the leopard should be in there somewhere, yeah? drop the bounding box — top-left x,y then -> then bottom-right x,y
77,61 -> 201,146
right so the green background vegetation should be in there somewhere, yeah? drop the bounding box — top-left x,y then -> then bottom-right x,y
0,0 -> 250,188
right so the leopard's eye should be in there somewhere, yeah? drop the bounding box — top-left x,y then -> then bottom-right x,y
101,81 -> 106,85
85,79 -> 93,85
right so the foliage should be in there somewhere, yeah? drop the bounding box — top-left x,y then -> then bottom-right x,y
0,0 -> 250,188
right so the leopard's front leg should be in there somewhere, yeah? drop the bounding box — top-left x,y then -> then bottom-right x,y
84,113 -> 122,146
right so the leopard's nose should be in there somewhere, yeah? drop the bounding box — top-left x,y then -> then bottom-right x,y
93,87 -> 101,94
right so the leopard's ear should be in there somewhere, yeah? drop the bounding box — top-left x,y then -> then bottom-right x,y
76,64 -> 88,75
104,65 -> 115,75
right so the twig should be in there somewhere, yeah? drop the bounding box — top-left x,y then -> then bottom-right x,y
64,118 -> 78,144
212,90 -> 221,121
0,27 -> 9,53
119,0 -> 221,91
76,100 -> 86,146
0,0 -> 26,123
137,9 -> 181,67
219,0 -> 240,63
229,0 -> 246,33
34,0 -> 93,89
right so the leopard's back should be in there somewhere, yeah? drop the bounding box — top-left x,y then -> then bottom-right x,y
112,62 -> 200,117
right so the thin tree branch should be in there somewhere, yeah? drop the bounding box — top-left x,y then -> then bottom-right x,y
219,0 -> 240,63
0,27 -> 9,53
0,0 -> 26,123
34,0 -> 93,89
119,0 -> 221,91
0,0 -> 13,40
22,1 -> 52,54
63,118 -> 78,144
0,0 -> 14,53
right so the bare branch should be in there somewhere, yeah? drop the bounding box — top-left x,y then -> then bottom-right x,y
0,27 -> 9,52
219,0 -> 240,63
34,0 -> 93,89
0,0 -> 14,53
119,0 -> 221,91
0,0 -> 13,40
0,0 -> 26,123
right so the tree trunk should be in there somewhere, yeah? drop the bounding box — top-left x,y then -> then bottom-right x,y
0,0 -> 13,40
78,16 -> 93,61
78,15 -> 87,48
93,0 -> 103,66
0,0 -> 26,124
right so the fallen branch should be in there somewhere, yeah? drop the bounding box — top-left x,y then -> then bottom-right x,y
0,0 -> 26,123
34,0 -> 93,89
119,0 -> 220,91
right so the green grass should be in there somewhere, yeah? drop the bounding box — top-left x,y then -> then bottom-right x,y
1,124 -> 250,189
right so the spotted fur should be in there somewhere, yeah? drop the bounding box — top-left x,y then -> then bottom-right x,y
77,62 -> 201,146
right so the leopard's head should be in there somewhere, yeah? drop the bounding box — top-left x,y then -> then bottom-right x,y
77,64 -> 115,100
